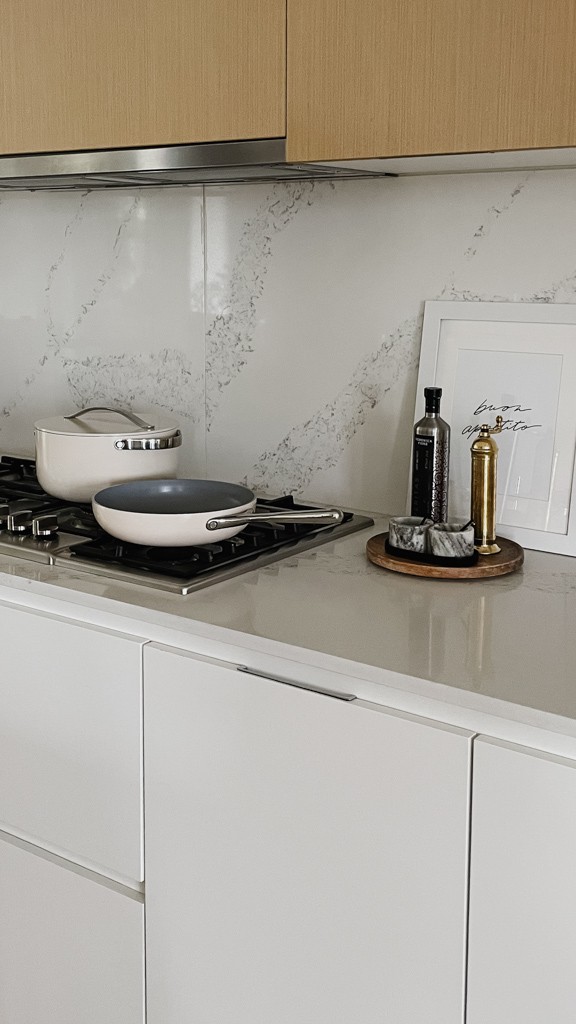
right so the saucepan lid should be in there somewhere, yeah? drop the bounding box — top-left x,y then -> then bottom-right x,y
34,406 -> 180,437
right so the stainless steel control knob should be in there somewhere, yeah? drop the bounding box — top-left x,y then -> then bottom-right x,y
7,509 -> 33,534
32,514 -> 59,539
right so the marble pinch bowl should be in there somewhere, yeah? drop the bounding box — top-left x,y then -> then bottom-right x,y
428,520 -> 475,559
388,516 -> 433,553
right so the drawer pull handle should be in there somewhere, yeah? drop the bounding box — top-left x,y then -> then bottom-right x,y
237,665 -> 356,701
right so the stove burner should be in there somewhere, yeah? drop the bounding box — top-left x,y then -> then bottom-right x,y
56,506 -> 103,536
66,497 -> 356,580
0,458 -> 374,593
0,455 -> 48,494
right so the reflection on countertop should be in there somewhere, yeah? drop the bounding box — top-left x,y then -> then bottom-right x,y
0,514 -> 575,723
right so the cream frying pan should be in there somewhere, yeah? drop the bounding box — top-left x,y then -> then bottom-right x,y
92,479 -> 343,547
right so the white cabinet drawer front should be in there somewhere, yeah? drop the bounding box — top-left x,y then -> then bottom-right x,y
468,737 -> 576,1024
0,833 -> 144,1024
0,604 -> 144,880
145,646 -> 472,1024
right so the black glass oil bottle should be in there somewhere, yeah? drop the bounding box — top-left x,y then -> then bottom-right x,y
410,387 -> 450,522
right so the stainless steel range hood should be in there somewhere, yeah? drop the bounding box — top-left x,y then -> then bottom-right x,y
0,139 -> 392,190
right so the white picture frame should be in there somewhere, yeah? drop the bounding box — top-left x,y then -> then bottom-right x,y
414,301 -> 576,556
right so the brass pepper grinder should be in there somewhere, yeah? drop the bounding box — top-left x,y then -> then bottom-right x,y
470,416 -> 503,554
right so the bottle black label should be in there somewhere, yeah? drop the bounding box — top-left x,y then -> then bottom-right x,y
411,434 -> 449,521
411,436 -> 435,517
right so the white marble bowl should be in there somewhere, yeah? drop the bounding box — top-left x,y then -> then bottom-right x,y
388,516 -> 433,553
428,521 -> 475,558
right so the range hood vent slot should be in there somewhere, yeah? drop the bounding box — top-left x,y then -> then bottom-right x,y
0,139 -> 393,190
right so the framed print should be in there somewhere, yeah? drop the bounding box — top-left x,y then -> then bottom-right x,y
414,301 -> 576,555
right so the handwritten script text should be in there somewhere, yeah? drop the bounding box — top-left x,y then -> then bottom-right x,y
461,398 -> 542,438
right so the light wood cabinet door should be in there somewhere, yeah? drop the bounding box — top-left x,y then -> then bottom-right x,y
0,832 -> 144,1024
144,645 -> 473,1024
287,0 -> 576,160
0,0 -> 285,155
467,737 -> 576,1024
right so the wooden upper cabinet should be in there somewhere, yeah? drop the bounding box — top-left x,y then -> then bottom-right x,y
0,0 -> 286,155
287,0 -> 576,161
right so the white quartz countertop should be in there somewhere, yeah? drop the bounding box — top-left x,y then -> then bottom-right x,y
0,514 -> 574,735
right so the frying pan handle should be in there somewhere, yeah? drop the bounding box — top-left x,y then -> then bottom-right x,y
206,508 -> 344,531
64,407 -> 155,431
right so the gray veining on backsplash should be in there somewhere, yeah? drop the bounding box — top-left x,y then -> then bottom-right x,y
242,315 -> 421,496
1,168 -> 576,510
525,265 -> 576,304
45,190 -> 90,352
205,180 -> 333,427
0,187 -> 206,467
62,348 -> 204,424
48,194 -> 142,356
463,174 -> 530,259
2,193 -> 143,424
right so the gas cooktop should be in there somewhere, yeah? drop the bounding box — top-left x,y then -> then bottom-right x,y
0,456 -> 374,594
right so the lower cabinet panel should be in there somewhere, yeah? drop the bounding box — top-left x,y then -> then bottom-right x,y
144,645 -> 473,1024
0,604 -> 144,880
0,834 -> 144,1024
467,737 -> 576,1024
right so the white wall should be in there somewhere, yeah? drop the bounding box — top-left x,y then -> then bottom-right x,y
0,169 -> 575,513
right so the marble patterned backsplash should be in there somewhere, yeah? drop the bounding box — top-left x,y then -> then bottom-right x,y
1,167 -> 576,514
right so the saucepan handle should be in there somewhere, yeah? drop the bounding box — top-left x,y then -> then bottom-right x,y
206,508 -> 344,531
114,431 -> 182,451
64,407 -> 155,431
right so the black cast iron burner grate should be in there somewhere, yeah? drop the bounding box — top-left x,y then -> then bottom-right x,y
0,458 -> 374,592
68,496 -> 357,580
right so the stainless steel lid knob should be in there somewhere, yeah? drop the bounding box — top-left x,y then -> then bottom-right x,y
32,514 -> 59,539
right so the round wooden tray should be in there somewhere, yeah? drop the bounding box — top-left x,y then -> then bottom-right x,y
366,533 -> 524,579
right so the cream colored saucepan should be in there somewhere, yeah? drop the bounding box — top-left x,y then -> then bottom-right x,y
35,407 -> 182,502
92,479 -> 344,547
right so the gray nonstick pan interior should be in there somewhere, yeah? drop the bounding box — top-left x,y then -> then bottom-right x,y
94,479 -> 255,514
